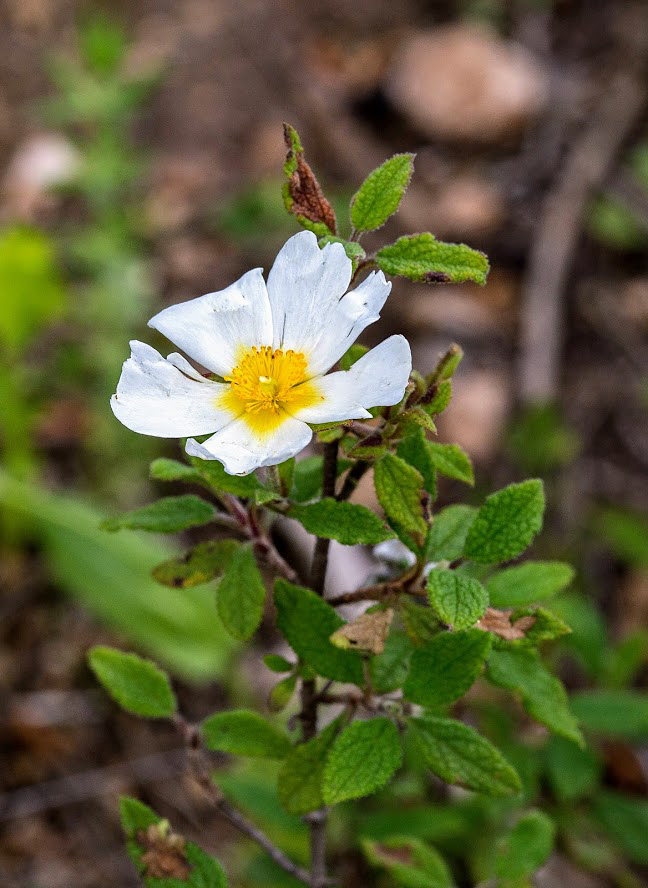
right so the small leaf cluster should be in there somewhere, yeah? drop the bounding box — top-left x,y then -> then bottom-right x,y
87,130 -> 612,888
282,123 -> 489,285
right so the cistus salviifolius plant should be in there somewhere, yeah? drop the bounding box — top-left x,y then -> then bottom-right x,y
89,125 -> 580,888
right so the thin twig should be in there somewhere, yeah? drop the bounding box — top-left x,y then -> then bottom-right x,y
325,584 -> 391,606
222,493 -> 299,583
0,750 -> 186,821
174,717 -> 314,886
519,3 -> 648,403
300,439 -> 339,888
336,460 -> 370,502
309,441 -> 339,598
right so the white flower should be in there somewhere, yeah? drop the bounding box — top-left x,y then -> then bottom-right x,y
111,230 -> 412,475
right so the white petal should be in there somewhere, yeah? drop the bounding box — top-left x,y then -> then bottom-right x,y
111,341 -> 235,437
266,231 -> 352,359
186,414 -> 312,476
306,270 -> 392,376
165,352 -> 209,381
148,267 -> 272,376
293,335 -> 411,424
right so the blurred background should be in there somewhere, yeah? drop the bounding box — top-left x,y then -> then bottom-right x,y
1,0 -> 647,886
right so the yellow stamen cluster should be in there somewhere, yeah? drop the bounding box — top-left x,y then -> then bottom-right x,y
222,346 -> 321,436
225,346 -> 308,413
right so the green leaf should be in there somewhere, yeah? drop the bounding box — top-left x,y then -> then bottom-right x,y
350,153 -> 415,232
423,380 -> 452,416
570,689 -> 648,739
409,716 -> 522,796
287,456 -> 352,502
464,480 -> 545,564
340,343 -> 369,371
513,606 -> 571,645
488,647 -> 583,745
545,736 -> 601,802
397,429 -> 438,498
189,456 -> 276,503
88,646 -> 175,718
322,718 -> 402,804
362,836 -> 454,888
274,579 -> 363,683
216,544 -> 265,641
264,654 -> 293,673
404,629 -> 491,706
401,599 -> 440,646
376,233 -> 489,285
425,505 -> 477,561
427,569 -> 488,629
604,630 -> 648,688
80,16 -> 127,76
119,796 -> 228,887
152,540 -> 239,588
0,227 -> 66,352
595,507 -> 648,568
149,457 -> 204,484
424,443 -> 474,485
371,629 -> 414,694
277,458 -> 295,496
290,498 -> 392,545
278,718 -> 340,814
401,406 -> 438,434
487,561 -> 575,608
374,453 -> 427,537
318,235 -> 366,271
292,456 -> 325,502
495,810 -> 555,883
202,710 -> 290,759
593,791 -> 648,864
102,494 -> 217,534
269,674 -> 297,712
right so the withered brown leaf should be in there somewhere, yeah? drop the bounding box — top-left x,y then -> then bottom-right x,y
477,607 -> 536,641
283,123 -> 337,234
330,608 -> 394,654
137,823 -> 191,880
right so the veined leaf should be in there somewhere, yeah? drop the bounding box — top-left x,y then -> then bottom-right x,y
464,480 -> 545,564
102,494 -> 217,534
374,453 -> 427,537
322,718 -> 402,804
274,579 -> 363,683
202,710 -> 291,759
427,569 -> 488,629
409,716 -> 522,796
290,498 -> 392,545
216,544 -> 265,641
88,646 -> 175,718
350,153 -> 415,232
404,629 -> 491,706
376,233 -> 489,285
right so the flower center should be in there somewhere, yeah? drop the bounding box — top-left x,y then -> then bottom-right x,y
225,346 -> 309,414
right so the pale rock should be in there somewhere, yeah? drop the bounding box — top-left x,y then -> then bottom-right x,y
621,277 -> 648,328
386,25 -> 548,143
306,36 -> 390,94
619,570 -> 648,636
401,174 -> 505,238
248,120 -> 290,177
439,368 -> 511,461
2,132 -> 81,218
404,269 -> 518,335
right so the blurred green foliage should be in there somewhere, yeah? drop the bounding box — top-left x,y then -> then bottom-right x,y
588,142 -> 648,250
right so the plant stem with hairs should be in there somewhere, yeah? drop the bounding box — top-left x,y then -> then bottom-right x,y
300,439 -> 339,887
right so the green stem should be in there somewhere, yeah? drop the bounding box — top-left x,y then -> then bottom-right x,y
300,439 -> 339,887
